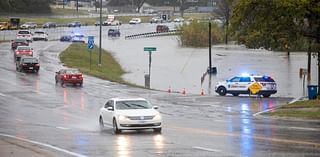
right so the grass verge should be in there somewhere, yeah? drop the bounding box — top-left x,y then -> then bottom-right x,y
59,43 -> 126,83
264,99 -> 320,119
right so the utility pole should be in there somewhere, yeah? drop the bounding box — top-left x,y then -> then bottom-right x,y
208,22 -> 212,72
98,0 -> 102,66
76,0 -> 79,13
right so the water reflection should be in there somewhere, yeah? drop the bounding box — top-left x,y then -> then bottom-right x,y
114,134 -> 164,157
116,136 -> 131,157
75,135 -> 89,155
63,88 -> 86,111
153,134 -> 164,154
240,102 -> 255,157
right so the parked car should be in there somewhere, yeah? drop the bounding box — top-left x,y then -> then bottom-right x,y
20,22 -> 37,29
14,46 -> 33,62
108,29 -> 120,37
95,21 -> 102,26
16,30 -> 33,42
16,56 -> 40,73
11,38 -> 29,50
67,21 -> 81,27
156,25 -> 169,33
60,35 -> 72,42
0,22 -> 9,30
99,97 -> 162,134
150,17 -> 163,24
32,30 -> 48,41
129,18 -> 141,24
215,74 -> 277,97
55,68 -> 83,86
42,22 -> 57,28
173,17 -> 185,23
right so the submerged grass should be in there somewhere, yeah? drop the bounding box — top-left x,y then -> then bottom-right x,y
59,43 -> 125,83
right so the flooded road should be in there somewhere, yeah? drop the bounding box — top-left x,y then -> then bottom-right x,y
0,25 -> 319,157
1,24 -> 318,98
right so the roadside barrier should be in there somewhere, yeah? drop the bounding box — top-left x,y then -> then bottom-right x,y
125,30 -> 179,40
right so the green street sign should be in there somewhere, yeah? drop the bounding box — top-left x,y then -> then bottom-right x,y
144,47 -> 157,51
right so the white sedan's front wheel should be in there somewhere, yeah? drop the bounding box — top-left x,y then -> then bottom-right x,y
113,119 -> 121,134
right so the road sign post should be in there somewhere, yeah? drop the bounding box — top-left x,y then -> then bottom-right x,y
88,36 -> 94,71
144,47 -> 157,89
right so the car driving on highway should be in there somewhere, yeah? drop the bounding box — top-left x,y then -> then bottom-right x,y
11,38 -> 29,50
99,98 -> 162,134
55,68 -> 83,87
71,33 -> 85,43
32,30 -> 48,41
215,74 -> 277,97
14,46 -> 33,62
16,56 -> 40,73
108,29 -> 120,37
16,30 -> 33,42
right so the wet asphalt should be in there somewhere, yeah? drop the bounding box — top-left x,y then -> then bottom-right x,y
0,25 -> 319,157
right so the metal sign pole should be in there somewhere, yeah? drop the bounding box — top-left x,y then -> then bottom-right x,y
90,49 -> 92,71
149,51 -> 152,84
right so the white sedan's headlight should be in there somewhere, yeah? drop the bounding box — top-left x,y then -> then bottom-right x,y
154,114 -> 162,120
118,115 -> 128,121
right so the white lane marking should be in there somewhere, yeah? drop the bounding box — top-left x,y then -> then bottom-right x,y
16,119 -> 23,122
56,126 -> 70,130
0,92 -> 6,97
288,126 -> 320,131
192,146 -> 222,152
0,133 -> 87,157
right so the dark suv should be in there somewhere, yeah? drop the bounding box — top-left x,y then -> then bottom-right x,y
16,56 -> 40,73
108,29 -> 120,37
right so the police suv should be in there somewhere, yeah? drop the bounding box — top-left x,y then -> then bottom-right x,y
215,74 -> 277,97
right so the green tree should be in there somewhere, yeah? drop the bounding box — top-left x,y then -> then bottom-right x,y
230,0 -> 320,94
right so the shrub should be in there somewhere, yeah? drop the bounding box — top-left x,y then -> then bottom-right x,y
177,21 -> 223,47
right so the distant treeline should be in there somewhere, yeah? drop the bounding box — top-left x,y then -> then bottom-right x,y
0,0 -> 51,13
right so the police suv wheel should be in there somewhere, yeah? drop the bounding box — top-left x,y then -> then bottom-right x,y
217,87 -> 227,96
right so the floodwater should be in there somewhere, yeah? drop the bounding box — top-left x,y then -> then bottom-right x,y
101,24 -> 318,98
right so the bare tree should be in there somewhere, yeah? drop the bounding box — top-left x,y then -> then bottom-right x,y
212,0 -> 233,45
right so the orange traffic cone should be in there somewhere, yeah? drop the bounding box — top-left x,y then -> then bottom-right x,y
168,86 -> 172,93
182,88 -> 186,95
201,89 -> 204,96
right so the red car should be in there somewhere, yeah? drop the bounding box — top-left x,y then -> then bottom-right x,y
11,38 -> 29,50
14,46 -> 33,62
156,25 -> 169,33
55,69 -> 83,86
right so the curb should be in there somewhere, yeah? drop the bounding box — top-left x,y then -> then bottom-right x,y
253,96 -> 304,117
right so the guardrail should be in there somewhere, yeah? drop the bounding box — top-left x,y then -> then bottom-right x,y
125,30 -> 179,40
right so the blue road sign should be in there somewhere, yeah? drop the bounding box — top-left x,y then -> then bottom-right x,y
87,36 -> 94,49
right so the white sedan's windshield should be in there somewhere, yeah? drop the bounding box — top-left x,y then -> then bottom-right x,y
116,100 -> 152,110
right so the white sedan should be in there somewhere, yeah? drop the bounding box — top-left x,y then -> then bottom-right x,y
99,98 -> 162,134
32,30 -> 48,41
129,18 -> 141,24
